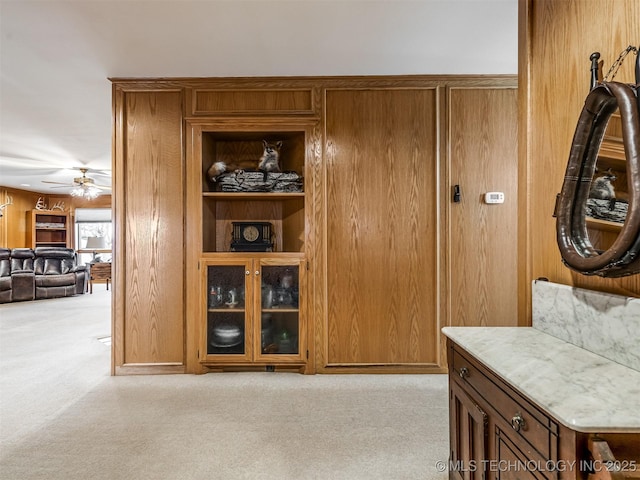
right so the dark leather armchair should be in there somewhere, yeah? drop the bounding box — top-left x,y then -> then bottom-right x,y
33,247 -> 87,299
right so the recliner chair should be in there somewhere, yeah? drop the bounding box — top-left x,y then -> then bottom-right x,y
10,248 -> 36,302
33,247 -> 87,299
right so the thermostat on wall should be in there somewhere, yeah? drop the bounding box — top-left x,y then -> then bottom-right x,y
484,192 -> 505,204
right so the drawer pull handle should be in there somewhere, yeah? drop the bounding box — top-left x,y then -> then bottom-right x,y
459,367 -> 469,379
511,413 -> 526,432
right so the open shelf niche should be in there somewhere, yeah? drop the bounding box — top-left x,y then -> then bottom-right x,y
200,130 -> 306,254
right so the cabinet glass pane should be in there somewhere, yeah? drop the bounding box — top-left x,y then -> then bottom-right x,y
260,265 -> 299,355
207,265 -> 246,355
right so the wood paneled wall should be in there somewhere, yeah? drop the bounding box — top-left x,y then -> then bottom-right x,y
324,88 -> 440,367
0,186 -> 111,249
317,77 -> 518,373
0,187 -> 41,248
448,87 -> 519,327
114,76 -> 517,375
112,88 -> 185,374
519,0 -> 640,318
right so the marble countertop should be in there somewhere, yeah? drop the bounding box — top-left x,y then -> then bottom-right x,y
442,326 -> 640,433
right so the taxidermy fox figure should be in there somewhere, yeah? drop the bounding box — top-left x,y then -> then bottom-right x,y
258,140 -> 282,181
207,140 -> 282,182
589,168 -> 617,210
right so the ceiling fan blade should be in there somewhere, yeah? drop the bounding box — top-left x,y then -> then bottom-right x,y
2,168 -> 70,177
0,156 -> 71,170
42,180 -> 73,186
73,166 -> 111,175
89,170 -> 112,177
93,184 -> 112,190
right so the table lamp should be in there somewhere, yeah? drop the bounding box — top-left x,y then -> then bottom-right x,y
85,236 -> 106,261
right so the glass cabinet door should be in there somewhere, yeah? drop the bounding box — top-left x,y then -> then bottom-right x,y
206,263 -> 250,358
258,262 -> 301,358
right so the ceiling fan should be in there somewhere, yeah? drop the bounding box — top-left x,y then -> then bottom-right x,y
42,168 -> 111,198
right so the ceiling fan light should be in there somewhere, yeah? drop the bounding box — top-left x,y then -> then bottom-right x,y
71,185 -> 100,199
85,186 -> 100,199
70,186 -> 84,197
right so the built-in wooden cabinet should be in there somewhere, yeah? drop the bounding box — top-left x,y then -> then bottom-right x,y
185,118 -> 318,373
27,210 -> 72,248
200,255 -> 306,370
112,75 -> 518,375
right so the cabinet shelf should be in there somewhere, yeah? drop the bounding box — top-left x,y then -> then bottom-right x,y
201,130 -> 306,193
586,217 -> 623,232
203,192 -> 304,200
202,197 -> 305,253
598,141 -> 626,163
27,210 -> 72,249
208,307 -> 245,313
199,127 -> 308,255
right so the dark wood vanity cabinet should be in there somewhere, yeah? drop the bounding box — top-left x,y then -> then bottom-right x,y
448,339 -> 566,480
449,378 -> 489,480
447,339 -> 640,480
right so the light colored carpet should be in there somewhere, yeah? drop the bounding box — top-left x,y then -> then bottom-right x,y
0,289 -> 450,480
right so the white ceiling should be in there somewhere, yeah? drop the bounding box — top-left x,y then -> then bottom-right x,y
0,0 -> 518,195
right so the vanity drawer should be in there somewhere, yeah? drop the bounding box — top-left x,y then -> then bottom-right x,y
451,346 -> 558,462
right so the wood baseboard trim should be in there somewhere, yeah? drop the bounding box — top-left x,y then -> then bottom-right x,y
318,364 -> 447,374
115,364 -> 185,375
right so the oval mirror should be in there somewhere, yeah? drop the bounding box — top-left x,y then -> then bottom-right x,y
556,77 -> 640,278
585,108 -> 628,248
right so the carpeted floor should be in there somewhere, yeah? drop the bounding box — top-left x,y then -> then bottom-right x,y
0,288 -> 450,480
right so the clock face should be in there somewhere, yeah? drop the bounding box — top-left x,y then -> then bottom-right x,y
242,225 -> 260,242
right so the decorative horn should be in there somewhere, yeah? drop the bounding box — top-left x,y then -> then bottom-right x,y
0,194 -> 13,217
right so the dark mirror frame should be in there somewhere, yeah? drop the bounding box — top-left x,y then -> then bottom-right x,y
556,53 -> 640,278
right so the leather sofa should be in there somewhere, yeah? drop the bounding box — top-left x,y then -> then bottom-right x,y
0,247 -> 88,303
0,249 -> 11,303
